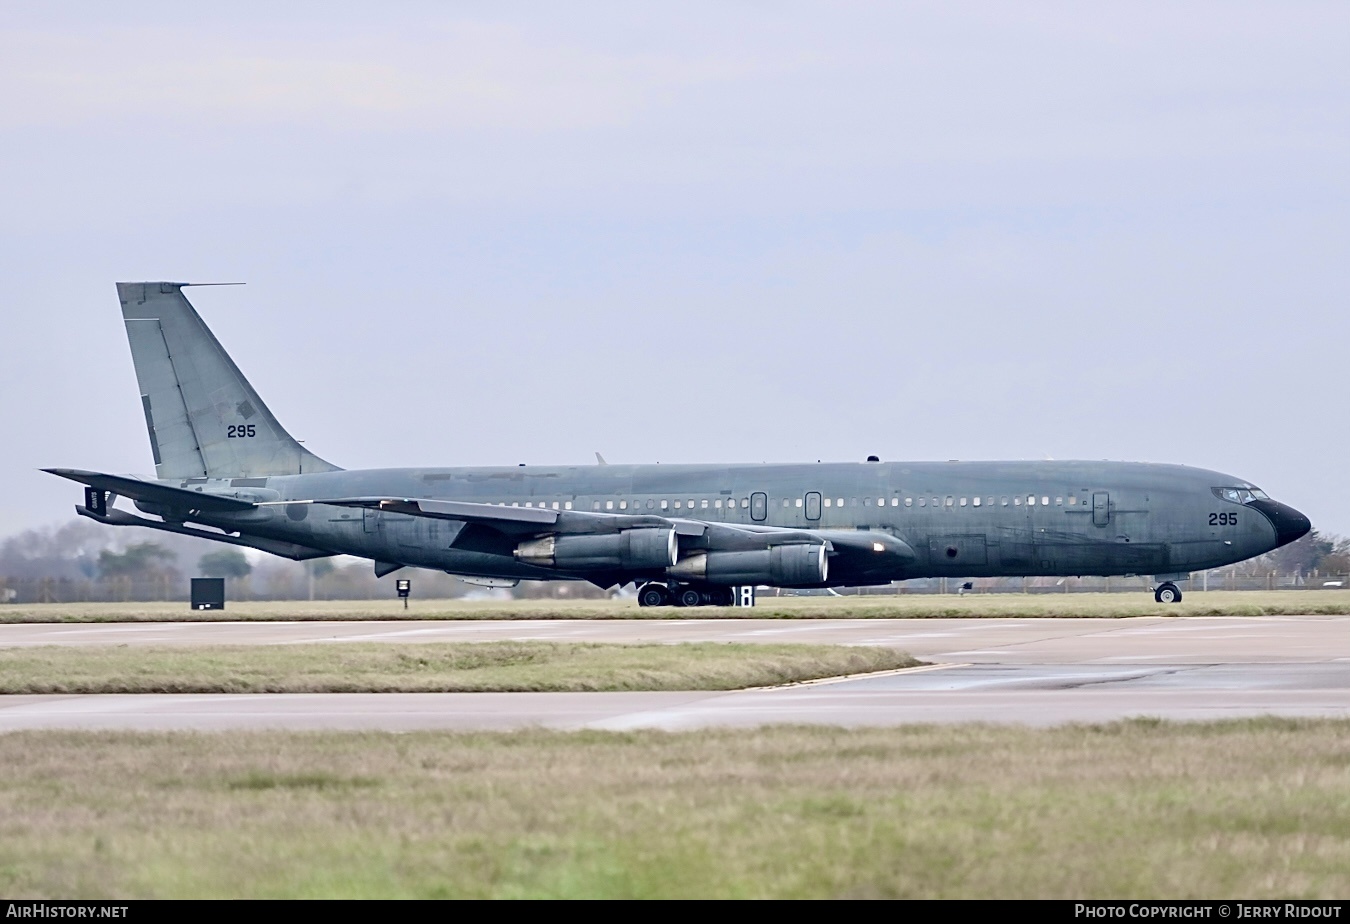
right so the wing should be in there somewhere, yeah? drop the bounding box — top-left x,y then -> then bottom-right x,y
302,495 -> 915,584
298,496 -> 710,537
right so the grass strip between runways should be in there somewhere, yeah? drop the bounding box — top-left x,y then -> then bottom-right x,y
0,641 -> 920,693
3,590 -> 1349,622
1,720 -> 1349,898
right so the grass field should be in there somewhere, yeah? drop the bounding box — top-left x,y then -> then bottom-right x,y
0,642 -> 918,694
1,720 -> 1347,898
1,590 -> 1348,623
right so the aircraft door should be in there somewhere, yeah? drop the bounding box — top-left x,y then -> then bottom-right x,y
750,492 -> 767,522
363,507 -> 380,534
805,492 -> 821,521
1092,492 -> 1110,527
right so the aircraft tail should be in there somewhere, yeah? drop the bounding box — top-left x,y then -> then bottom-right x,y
118,282 -> 341,480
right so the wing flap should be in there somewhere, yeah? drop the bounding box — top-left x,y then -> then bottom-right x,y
298,497 -> 559,525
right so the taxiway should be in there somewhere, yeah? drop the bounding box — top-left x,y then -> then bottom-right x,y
2,615 -> 1347,730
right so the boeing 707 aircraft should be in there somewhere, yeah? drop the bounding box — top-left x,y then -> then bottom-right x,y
47,282 -> 1311,606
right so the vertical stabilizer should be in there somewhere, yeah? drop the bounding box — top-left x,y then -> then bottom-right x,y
118,282 -> 341,479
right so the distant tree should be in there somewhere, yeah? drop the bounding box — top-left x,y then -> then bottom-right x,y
198,549 -> 253,579
97,542 -> 176,579
1322,537 -> 1350,576
1258,530 -> 1337,576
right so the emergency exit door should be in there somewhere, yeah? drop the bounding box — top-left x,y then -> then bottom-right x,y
1092,492 -> 1110,527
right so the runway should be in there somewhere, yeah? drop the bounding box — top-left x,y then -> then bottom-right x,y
2,615 -> 1349,730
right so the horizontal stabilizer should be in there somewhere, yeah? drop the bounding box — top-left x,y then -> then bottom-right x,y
44,468 -> 255,512
75,505 -> 335,561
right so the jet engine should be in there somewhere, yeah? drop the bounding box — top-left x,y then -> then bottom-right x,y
514,528 -> 678,571
666,543 -> 828,586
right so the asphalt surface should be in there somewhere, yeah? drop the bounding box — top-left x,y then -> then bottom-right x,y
2,615 -> 1348,730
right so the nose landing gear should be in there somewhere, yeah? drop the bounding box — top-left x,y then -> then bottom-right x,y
1153,581 -> 1183,604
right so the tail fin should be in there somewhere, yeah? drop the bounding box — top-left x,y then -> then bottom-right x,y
118,282 -> 341,479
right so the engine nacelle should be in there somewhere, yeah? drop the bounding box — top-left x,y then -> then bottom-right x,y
666,543 -> 828,587
515,528 -> 678,571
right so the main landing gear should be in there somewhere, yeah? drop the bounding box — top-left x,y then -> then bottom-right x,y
636,582 -> 734,608
1153,581 -> 1183,604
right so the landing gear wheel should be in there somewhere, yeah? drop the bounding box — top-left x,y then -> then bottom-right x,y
677,588 -> 704,608
637,583 -> 671,607
1154,582 -> 1182,604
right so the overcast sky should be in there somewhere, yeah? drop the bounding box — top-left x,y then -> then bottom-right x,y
2,1 -> 1347,538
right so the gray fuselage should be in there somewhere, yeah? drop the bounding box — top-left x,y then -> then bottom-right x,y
173,458 -> 1308,587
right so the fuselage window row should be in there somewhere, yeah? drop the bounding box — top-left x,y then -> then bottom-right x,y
518,494 -> 1085,513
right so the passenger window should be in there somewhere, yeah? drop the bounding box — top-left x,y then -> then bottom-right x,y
701,499 -> 709,509
783,499 -> 789,508
918,498 -> 926,507
605,501 -> 614,510
864,497 -> 871,506
945,496 -> 954,507
647,500 -> 655,509
1014,497 -> 1021,506
673,500 -> 682,509
593,501 -> 601,510
565,501 -> 573,510
524,502 -> 532,507
1068,496 -> 1076,505
688,500 -> 694,509
660,500 -> 668,510
837,498 -> 844,507
1001,496 -> 1008,506
795,498 -> 803,507
1056,497 -> 1063,506
1042,496 -> 1049,506
619,500 -> 627,510
1027,495 -> 1036,506
741,499 -> 749,508
960,497 -> 967,507
715,499 -> 722,509
905,497 -> 913,507
824,498 -> 832,507
891,497 -> 898,506
973,497 -> 981,507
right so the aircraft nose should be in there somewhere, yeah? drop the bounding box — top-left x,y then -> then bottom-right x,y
1250,499 -> 1312,549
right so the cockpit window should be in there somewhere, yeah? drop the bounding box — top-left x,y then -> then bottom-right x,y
1213,486 -> 1262,504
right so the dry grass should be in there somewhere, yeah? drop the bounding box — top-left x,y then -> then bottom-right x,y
0,642 -> 918,693
1,590 -> 1348,623
0,720 -> 1347,898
